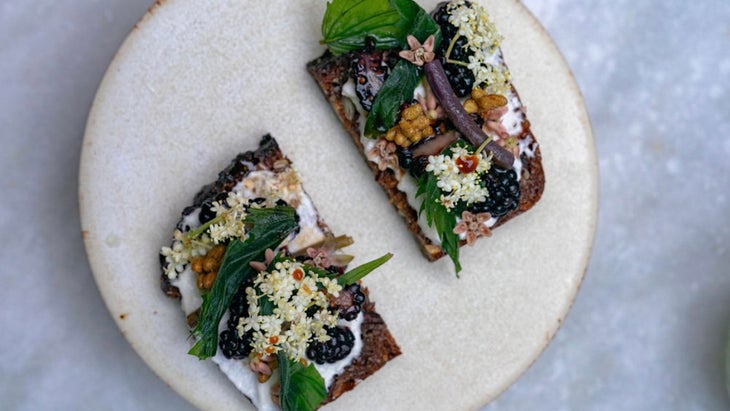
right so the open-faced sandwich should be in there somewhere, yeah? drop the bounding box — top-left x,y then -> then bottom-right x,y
308,0 -> 545,274
159,135 -> 401,410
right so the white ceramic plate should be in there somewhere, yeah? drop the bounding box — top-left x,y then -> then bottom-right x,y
80,0 -> 597,410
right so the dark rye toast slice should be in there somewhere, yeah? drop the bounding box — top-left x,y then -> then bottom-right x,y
307,9 -> 545,262
160,135 -> 400,408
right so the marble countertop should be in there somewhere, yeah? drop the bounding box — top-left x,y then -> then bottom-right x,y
2,1 -> 728,410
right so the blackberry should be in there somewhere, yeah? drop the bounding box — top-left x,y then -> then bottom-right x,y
337,283 -> 366,321
219,328 -> 254,360
441,64 -> 476,97
199,200 -> 217,224
229,290 -> 249,317
432,1 -> 478,97
198,192 -> 229,224
350,48 -> 390,112
306,326 -> 356,365
397,147 -> 414,170
219,286 -> 254,359
409,155 -> 430,179
471,166 -> 521,217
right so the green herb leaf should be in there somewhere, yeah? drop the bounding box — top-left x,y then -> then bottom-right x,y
278,352 -> 327,411
364,60 -> 422,136
322,0 -> 403,54
417,173 -> 462,275
188,206 -> 299,360
321,0 -> 441,55
337,253 -> 393,285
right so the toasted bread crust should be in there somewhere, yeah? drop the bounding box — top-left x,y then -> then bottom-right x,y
160,135 -> 400,405
307,52 -> 545,260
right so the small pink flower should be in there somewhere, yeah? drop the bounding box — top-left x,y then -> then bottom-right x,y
452,211 -> 492,245
249,248 -> 276,272
305,247 -> 332,269
399,35 -> 436,66
303,235 -> 353,269
367,138 -> 399,171
482,105 -> 510,140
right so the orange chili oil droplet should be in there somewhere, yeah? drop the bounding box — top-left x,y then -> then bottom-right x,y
456,154 -> 479,173
292,268 -> 304,281
269,336 -> 279,345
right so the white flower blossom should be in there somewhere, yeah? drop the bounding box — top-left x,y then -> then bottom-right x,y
425,145 -> 494,210
446,0 -> 511,94
237,259 -> 342,362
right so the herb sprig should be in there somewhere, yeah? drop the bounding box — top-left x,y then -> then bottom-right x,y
188,206 -> 299,360
417,172 -> 462,275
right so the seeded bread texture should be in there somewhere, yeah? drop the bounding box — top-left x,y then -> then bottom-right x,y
306,52 -> 545,261
160,135 -> 401,406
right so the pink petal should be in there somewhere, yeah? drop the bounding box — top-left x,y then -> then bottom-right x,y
406,35 -> 421,50
479,225 -> 493,237
476,212 -> 492,224
423,51 -> 435,64
264,248 -> 275,264
399,50 -> 416,63
249,261 -> 267,272
466,231 -> 478,246
423,35 -> 435,52
453,221 -> 468,235
461,210 -> 474,221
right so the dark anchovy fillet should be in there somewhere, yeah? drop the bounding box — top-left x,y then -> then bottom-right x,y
160,135 -> 401,406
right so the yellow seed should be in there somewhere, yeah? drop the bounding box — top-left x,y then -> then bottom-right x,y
207,245 -> 226,261
203,272 -> 217,289
385,127 -> 397,141
414,116 -> 431,128
464,99 -> 479,114
191,258 -> 204,274
394,133 -> 407,147
258,373 -> 271,383
196,274 -> 206,290
203,257 -> 217,273
402,104 -> 422,121
471,88 -> 487,100
477,94 -> 508,111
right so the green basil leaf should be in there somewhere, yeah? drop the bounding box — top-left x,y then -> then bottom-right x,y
188,206 -> 299,360
364,60 -> 422,136
322,0 -> 407,54
417,173 -> 462,275
278,353 -> 327,411
394,0 -> 442,47
337,253 -> 393,285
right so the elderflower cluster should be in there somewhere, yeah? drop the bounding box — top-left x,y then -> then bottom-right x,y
447,0 -> 512,94
208,191 -> 249,244
160,190 -> 250,279
425,146 -> 492,210
238,260 -> 342,362
160,229 -> 200,279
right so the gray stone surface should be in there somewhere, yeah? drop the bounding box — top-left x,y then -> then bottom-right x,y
1,1 -> 728,410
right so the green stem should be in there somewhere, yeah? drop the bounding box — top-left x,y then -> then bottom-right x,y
445,34 -> 459,60
186,214 -> 223,240
445,59 -> 469,67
